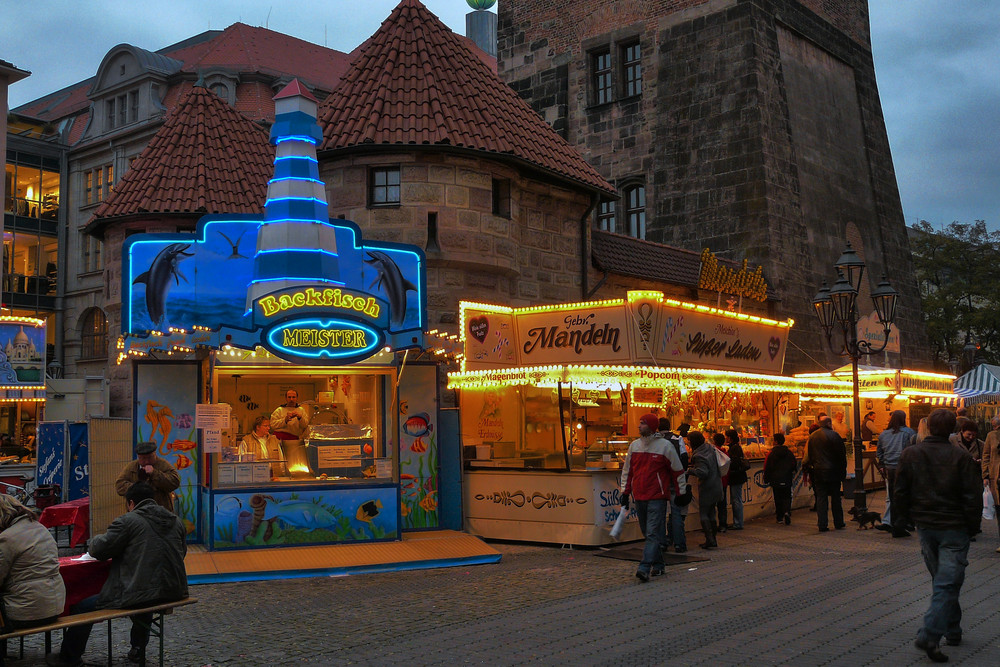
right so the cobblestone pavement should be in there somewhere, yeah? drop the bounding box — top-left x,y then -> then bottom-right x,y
9,492 -> 1000,666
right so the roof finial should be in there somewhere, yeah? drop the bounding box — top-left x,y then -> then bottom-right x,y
194,72 -> 206,88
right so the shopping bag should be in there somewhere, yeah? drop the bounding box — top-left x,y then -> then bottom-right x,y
715,447 -> 731,476
984,488 -> 996,521
610,505 -> 630,540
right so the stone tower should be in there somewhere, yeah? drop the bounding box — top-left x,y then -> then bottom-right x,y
498,0 -> 930,372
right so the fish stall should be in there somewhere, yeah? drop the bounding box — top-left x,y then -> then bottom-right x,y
111,83 -> 475,573
447,292 -> 850,545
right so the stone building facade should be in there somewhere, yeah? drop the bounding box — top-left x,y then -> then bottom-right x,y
321,152 -> 597,326
498,0 -> 930,372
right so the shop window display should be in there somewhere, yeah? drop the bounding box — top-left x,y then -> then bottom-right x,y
213,370 -> 391,486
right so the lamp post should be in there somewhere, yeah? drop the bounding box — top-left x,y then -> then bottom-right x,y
811,243 -> 899,512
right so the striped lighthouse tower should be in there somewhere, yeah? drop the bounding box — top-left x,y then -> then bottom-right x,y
246,80 -> 339,312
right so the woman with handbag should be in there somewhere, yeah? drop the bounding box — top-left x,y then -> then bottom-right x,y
725,429 -> 749,530
689,431 -> 723,549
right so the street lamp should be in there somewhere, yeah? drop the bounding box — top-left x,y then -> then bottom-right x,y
811,243 -> 899,513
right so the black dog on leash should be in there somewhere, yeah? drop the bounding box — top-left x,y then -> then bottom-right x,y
847,506 -> 882,530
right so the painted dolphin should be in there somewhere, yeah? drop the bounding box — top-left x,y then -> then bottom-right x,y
218,230 -> 248,260
262,501 -> 337,530
133,243 -> 193,325
365,250 -> 416,327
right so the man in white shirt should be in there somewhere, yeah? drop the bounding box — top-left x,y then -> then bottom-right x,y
271,389 -> 310,440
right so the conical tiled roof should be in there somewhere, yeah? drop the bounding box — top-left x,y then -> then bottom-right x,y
317,0 -> 614,195
87,86 -> 274,230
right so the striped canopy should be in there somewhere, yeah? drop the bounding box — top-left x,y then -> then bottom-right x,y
953,364 -> 1000,405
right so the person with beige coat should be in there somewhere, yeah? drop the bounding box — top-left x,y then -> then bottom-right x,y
982,416 -> 1000,553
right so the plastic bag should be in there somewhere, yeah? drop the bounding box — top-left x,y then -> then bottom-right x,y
985,488 -> 996,521
610,505 -> 630,540
715,447 -> 731,476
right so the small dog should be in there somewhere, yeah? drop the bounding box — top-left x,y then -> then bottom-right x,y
848,506 -> 882,530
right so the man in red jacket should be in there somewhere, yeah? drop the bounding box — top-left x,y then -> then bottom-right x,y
620,413 -> 685,582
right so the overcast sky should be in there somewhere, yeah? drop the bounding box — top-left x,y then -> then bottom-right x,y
4,1 -> 997,230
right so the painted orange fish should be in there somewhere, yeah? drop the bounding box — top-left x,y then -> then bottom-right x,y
419,491 -> 437,513
175,454 -> 192,470
166,439 -> 198,452
410,438 -> 427,453
400,503 -> 410,517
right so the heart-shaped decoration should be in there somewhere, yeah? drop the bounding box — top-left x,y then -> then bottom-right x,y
469,315 -> 489,344
768,336 -> 781,360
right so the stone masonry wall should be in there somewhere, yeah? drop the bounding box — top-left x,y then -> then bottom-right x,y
499,0 -> 929,373
319,151 -> 595,334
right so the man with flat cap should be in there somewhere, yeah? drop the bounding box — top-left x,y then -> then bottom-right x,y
114,441 -> 180,512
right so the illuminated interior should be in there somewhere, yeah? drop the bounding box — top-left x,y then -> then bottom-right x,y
213,366 -> 394,485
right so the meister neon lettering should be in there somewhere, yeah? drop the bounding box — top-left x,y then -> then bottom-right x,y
281,328 -> 368,349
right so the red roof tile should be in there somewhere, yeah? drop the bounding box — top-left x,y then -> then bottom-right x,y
318,0 -> 614,195
13,24 -> 349,125
86,86 -> 273,232
274,79 -> 316,102
592,231 -> 706,287
169,23 -> 350,93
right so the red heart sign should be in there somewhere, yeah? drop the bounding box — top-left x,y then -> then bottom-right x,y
768,336 -> 781,360
469,316 -> 489,344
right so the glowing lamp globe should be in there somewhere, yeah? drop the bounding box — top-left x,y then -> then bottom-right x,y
467,0 -> 497,10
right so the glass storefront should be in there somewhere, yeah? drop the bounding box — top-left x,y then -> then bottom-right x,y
212,367 -> 394,487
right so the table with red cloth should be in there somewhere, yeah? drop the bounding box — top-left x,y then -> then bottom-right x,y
39,497 -> 90,547
58,556 -> 111,614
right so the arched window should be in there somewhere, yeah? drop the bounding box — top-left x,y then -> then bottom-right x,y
80,308 -> 108,359
623,184 -> 646,239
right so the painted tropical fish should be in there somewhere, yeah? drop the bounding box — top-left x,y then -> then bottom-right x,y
404,413 -> 432,453
364,250 -> 417,327
133,243 -> 193,325
175,454 -> 192,470
166,439 -> 198,452
262,501 -> 337,530
403,413 -> 432,438
419,491 -> 437,513
356,499 -> 383,523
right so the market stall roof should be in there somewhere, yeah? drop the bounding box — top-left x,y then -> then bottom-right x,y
953,364 -> 1000,405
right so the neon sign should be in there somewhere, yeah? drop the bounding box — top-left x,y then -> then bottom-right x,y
257,287 -> 381,320
264,318 -> 383,363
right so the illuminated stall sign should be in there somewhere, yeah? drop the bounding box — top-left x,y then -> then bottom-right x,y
0,318 -> 46,387
460,292 -> 791,374
121,216 -> 425,365
899,372 -> 955,395
516,304 -> 632,366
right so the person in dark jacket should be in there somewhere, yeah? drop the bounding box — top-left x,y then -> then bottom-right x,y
725,429 -> 748,530
114,441 -> 180,512
620,414 -> 685,581
804,415 -> 847,532
659,418 -> 689,553
763,433 -> 797,525
47,482 -> 188,667
689,431 -> 723,549
894,409 -> 982,663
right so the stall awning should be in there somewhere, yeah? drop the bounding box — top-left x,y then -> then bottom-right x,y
953,364 -> 1000,405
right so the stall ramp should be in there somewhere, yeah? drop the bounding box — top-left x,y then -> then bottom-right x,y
87,417 -> 133,538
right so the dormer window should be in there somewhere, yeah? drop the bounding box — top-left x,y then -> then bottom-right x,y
105,88 -> 139,131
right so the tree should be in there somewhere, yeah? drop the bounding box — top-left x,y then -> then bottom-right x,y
909,220 -> 1000,369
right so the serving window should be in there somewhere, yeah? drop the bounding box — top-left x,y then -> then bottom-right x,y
461,383 -> 629,471
212,367 -> 395,486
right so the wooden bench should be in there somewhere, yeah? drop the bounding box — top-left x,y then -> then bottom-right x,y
1,597 -> 197,666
